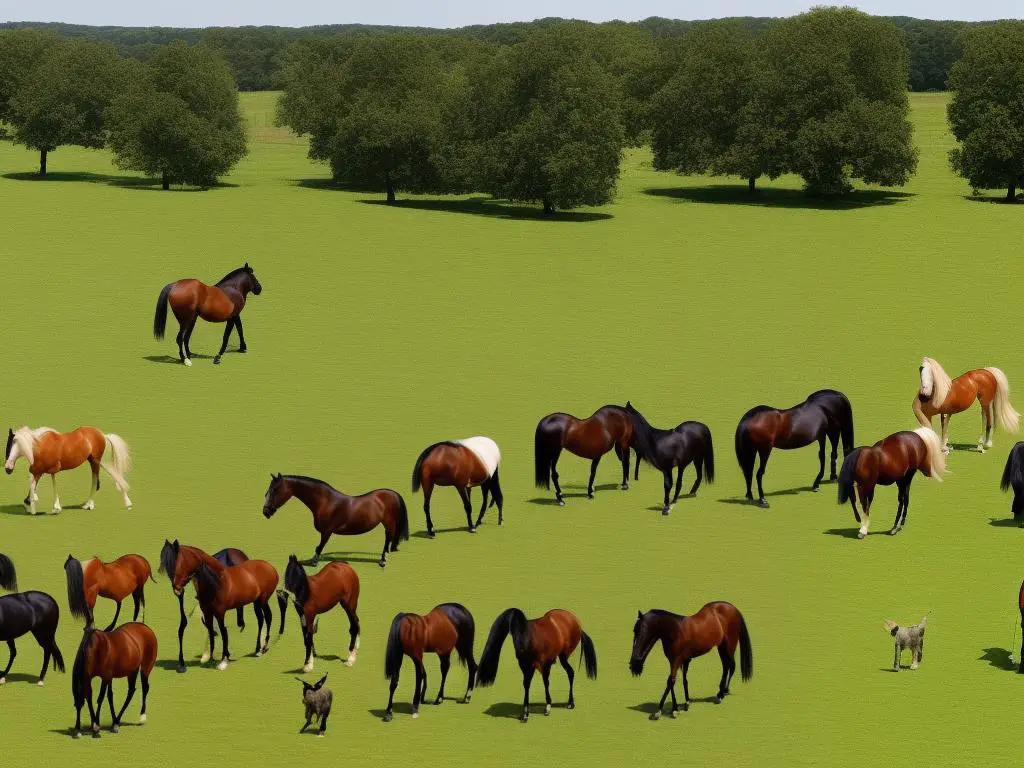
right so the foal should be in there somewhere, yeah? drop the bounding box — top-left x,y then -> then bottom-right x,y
283,556 -> 360,673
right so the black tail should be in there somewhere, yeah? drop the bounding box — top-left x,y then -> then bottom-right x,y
395,492 -> 410,543
1001,444 -> 1024,492
700,424 -> 715,484
734,411 -> 759,480
64,556 -> 90,622
534,421 -> 554,489
411,443 -> 443,493
438,603 -> 476,667
384,613 -> 408,680
488,468 -> 503,509
0,553 -> 16,591
72,629 -> 97,706
738,612 -> 754,682
578,630 -> 598,679
277,590 -> 289,634
837,448 -> 861,505
838,394 -> 855,456
50,637 -> 66,674
153,282 -> 173,340
478,607 -> 528,686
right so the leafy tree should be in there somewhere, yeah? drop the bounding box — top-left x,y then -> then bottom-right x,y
947,21 -> 1024,201
0,29 -> 58,126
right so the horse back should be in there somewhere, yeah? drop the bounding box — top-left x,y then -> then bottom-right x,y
540,609 -> 583,658
107,623 -> 158,676
308,562 -> 359,613
422,608 -> 460,655
0,591 -> 57,639
232,560 -> 279,600
874,432 -> 920,482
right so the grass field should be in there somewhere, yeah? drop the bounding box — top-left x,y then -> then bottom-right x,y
1,91 -> 1021,766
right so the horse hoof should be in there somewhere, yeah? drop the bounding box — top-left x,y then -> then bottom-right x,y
176,664 -> 186,673
317,732 -> 325,738
83,500 -> 95,511
216,660 -> 228,671
183,358 -> 192,367
811,486 -> 820,493
255,650 -> 262,658
682,702 -> 689,712
544,705 -> 551,716
649,710 -> 661,721
662,508 -> 670,516
52,505 -> 61,514
200,653 -> 210,664
239,347 -> 248,354
756,500 -> 769,509
378,560 -> 386,569
73,732 -> 81,739
434,698 -> 443,706
557,500 -> 565,506
567,701 -> 575,710
468,527 -> 477,534
0,677 -> 5,685
519,714 -> 529,723
213,357 -> 222,365
888,528 -> 899,536
139,714 -> 147,724
857,531 -> 866,540
714,696 -> 722,705
427,530 -> 436,539
586,493 -> 594,500
621,483 -> 629,491
411,712 -> 419,720
110,725 -> 119,734
383,712 -> 393,723
346,655 -> 356,666
36,679 -> 44,687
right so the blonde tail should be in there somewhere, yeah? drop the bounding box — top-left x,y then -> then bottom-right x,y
102,433 -> 132,491
986,368 -> 1021,433
913,427 -> 946,480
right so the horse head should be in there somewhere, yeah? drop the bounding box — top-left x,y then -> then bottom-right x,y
629,610 -> 658,677
918,358 -> 934,399
3,428 -> 14,473
263,473 -> 287,518
243,262 -> 262,296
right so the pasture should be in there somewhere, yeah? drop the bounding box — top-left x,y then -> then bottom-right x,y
0,90 -> 1019,766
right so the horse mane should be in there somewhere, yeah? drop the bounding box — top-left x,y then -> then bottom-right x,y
284,557 -> 310,606
72,628 -> 100,705
216,265 -> 252,286
158,541 -> 178,578
12,426 -> 55,464
912,426 -> 946,480
646,608 -> 685,621
195,562 -> 222,597
738,405 -> 776,425
625,405 -> 666,465
923,357 -> 952,408
411,442 -> 460,492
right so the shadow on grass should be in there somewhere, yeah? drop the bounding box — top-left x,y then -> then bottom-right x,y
715,485 -> 817,507
359,197 -> 612,222
644,185 -> 913,210
822,528 -> 864,539
988,516 -> 1022,528
2,171 -> 238,191
979,647 -> 1017,671
412,527 -> 472,539
963,194 -> 1023,205
2,673 -> 43,684
311,551 -> 385,566
0,504 -> 33,517
141,353 -> 216,365
949,442 -> 983,453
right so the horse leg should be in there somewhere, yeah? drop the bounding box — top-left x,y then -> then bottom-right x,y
890,484 -> 906,535
456,486 -> 475,532
132,589 -> 143,623
617,442 -> 630,490
857,486 -> 874,539
313,529 -> 331,564
541,661 -> 554,715
520,665 -> 535,722
24,473 -> 39,514
383,662 -> 400,722
587,457 -> 601,499
550,449 -> 565,505
436,653 -> 451,704
105,679 -> 117,731
234,315 -> 247,353
175,593 -> 189,672
91,681 -> 104,734
653,662 -> 678,720
31,629 -> 51,683
422,480 -> 436,538
301,623 -> 315,672
253,601 -> 265,656
104,600 -> 122,632
476,484 -> 489,527
379,531 -> 391,568
411,657 -> 426,718
634,450 -> 641,482
50,473 -> 61,513
978,400 -> 988,452
716,643 -> 733,700
681,658 -> 692,710
183,315 -> 199,365
200,608 -> 216,664
661,470 -> 672,515
755,448 -> 771,508
175,319 -> 187,364
940,414 -> 950,453
261,599 -> 272,653
898,475 -> 915,532
986,402 -> 995,449
828,430 -> 840,480
558,652 -> 576,709
0,639 -> 15,683
812,436 -> 826,491
139,672 -> 150,723
687,460 -> 702,497
114,671 -> 137,729
216,614 -> 231,670
213,318 -> 236,365
83,459 -> 99,510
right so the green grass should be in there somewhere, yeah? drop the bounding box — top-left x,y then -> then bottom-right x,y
1,90 -> 1021,765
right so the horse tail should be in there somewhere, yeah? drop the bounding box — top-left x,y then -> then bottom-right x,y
478,608 -> 527,686
534,420 -> 554,489
0,553 -> 16,591
153,282 -> 173,340
913,426 -> 946,480
737,610 -> 754,682
64,556 -> 90,622
578,630 -> 598,680
394,491 -> 410,542
72,629 -> 96,706
102,433 -> 132,491
488,468 -> 503,509
411,444 -> 437,493
384,613 -> 407,680
276,589 -> 289,634
987,367 -> 1022,433
701,424 -> 715,484
734,411 -> 757,475
438,603 -> 476,667
50,637 -> 66,674
1001,444 -> 1024,492
837,393 -> 855,455
837,448 -> 861,505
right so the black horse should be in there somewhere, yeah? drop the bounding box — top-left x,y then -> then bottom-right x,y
0,553 -> 16,591
0,591 -> 65,684
1001,442 -> 1024,525
734,389 -> 854,507
625,402 -> 714,515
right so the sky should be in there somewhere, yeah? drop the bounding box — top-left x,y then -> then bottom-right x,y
0,0 -> 1019,27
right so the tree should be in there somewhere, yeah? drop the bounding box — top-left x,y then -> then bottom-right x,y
107,42 -> 247,189
0,29 -> 58,126
947,21 -> 1024,201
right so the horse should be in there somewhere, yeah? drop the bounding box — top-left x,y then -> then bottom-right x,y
1018,580 -> 1024,674
0,553 -> 16,591
630,604 -> 753,720
534,405 -> 634,505
282,555 -> 360,673
0,591 -> 64,685
262,474 -> 409,568
734,389 -> 854,507
72,624 -> 157,738
152,262 -> 263,366
65,554 -> 153,631
411,437 -> 504,536
914,357 -> 1020,453
625,402 -> 715,515
837,427 -> 946,538
382,603 -> 478,722
478,608 -> 597,722
4,426 -> 132,515
1000,443 -> 1024,526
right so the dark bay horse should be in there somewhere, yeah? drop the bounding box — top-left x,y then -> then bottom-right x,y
1018,580 -> 1024,674
153,263 -> 262,366
72,624 -> 157,737
534,405 -> 634,505
837,427 -> 946,538
263,474 -> 409,568
0,591 -> 64,685
1001,443 -> 1024,525
626,402 -> 715,514
383,603 -> 478,721
630,604 -> 753,720
0,553 -> 16,591
283,556 -> 360,672
412,437 -> 503,536
65,554 -> 153,630
478,608 -> 597,722
735,389 -> 854,507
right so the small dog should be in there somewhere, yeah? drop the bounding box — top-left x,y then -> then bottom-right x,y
884,616 -> 926,671
298,674 -> 332,736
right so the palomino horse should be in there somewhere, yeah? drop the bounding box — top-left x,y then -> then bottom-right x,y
630,604 -> 753,720
4,426 -> 131,514
65,554 -> 153,631
262,474 -> 409,568
625,402 -> 715,515
0,553 -> 16,591
72,624 -> 157,738
382,603 -> 478,721
1001,443 -> 1024,526
734,389 -> 854,507
478,608 -> 597,722
837,427 -> 946,538
412,437 -> 504,536
534,405 -> 634,505
0,590 -> 65,685
153,262 -> 263,366
914,357 -> 1020,453
282,555 -> 360,673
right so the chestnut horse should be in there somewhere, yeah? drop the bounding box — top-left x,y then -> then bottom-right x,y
383,603 -> 478,721
262,474 -> 409,568
534,405 -> 634,505
914,357 -> 1020,453
152,262 -> 262,366
478,608 -> 597,722
65,554 -> 153,630
282,555 -> 360,673
1001,442 -> 1024,526
5,426 -> 131,515
734,389 -> 854,507
0,553 -> 16,591
837,427 -> 946,538
630,604 -> 753,720
72,624 -> 157,738
0,590 -> 65,685
412,437 -> 504,536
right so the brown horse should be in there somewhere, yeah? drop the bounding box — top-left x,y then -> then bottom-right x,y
383,603 -> 478,721
478,608 -> 597,722
630,604 -> 753,720
914,357 -> 1020,453
64,554 -> 153,631
72,624 -> 157,738
412,437 -> 503,536
282,555 -> 360,673
534,405 -> 634,505
152,263 -> 262,366
263,474 -> 409,568
5,426 -> 132,515
837,427 -> 946,538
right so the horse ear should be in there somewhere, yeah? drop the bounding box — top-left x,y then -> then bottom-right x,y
173,540 -> 180,551
637,610 -> 643,620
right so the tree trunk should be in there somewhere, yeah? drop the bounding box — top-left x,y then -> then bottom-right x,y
542,196 -> 554,215
1007,182 -> 1017,202
748,176 -> 756,193
385,175 -> 396,204
39,149 -> 47,178
162,170 -> 170,191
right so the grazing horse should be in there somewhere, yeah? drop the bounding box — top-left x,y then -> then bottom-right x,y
0,553 -> 16,591
282,555 -> 360,673
914,357 -> 1020,453
630,604 -> 753,720
412,437 -> 504,536
72,624 -> 157,738
195,556 -> 279,670
65,554 -> 153,631
262,474 -> 409,568
534,405 -> 634,505
837,427 -> 946,538
1000,443 -> 1024,526
734,389 -> 854,507
382,603 -> 478,722
478,608 -> 597,722
0,591 -> 64,685
4,426 -> 132,515
625,402 -> 715,515
152,262 -> 263,366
